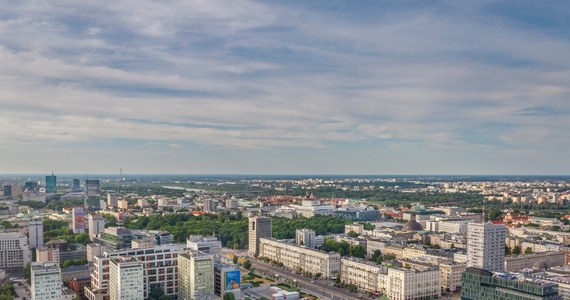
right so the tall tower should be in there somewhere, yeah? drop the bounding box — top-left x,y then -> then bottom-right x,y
88,214 -> 106,241
45,174 -> 57,194
467,223 -> 506,272
72,179 -> 81,193
84,179 -> 101,210
108,257 -> 144,300
28,219 -> 44,248
248,216 -> 272,257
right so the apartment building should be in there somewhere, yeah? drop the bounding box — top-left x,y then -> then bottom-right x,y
0,230 -> 31,272
179,251 -> 215,300
31,262 -> 62,300
340,258 -> 387,292
108,257 -> 144,300
505,252 -> 566,272
386,267 -> 441,300
259,238 -> 340,278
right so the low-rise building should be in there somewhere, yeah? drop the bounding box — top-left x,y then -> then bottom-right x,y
340,258 -> 387,292
385,267 -> 441,300
259,238 -> 340,278
505,252 -> 566,272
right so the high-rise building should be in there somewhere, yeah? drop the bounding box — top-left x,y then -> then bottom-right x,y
25,181 -> 39,191
36,247 -> 60,264
84,179 -> 101,210
45,174 -> 57,194
203,199 -> 216,213
461,267 -> 561,300
467,223 -> 506,272
0,230 -> 31,272
179,251 -> 215,300
107,192 -> 118,208
31,262 -> 62,300
29,219 -> 44,248
72,179 -> 81,192
214,263 -> 241,298
85,243 -> 187,299
295,228 -> 316,248
248,216 -> 272,257
88,214 -> 106,242
2,185 -> 11,197
72,207 -> 86,234
108,257 -> 144,300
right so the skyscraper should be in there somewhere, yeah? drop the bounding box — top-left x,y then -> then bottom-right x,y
84,179 -> 101,210
179,251 -> 215,300
88,214 -> 106,241
45,174 -> 57,194
31,262 -> 62,300
467,223 -> 506,272
108,257 -> 144,300
72,179 -> 81,192
248,216 -> 272,257
28,219 -> 44,248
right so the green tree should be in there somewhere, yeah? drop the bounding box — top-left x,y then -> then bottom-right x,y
232,255 -> 238,265
223,293 -> 237,300
347,230 -> 359,238
243,260 -> 252,270
524,247 -> 533,255
512,245 -> 521,255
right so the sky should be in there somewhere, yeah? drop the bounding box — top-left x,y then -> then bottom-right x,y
0,0 -> 569,175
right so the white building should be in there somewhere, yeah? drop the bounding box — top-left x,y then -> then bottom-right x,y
385,267 -> 441,300
108,257 -> 144,300
438,221 -> 469,234
31,262 -> 62,300
85,243 -> 187,300
179,251 -> 215,300
295,229 -> 316,249
203,199 -> 217,213
88,214 -> 106,242
467,223 -> 506,272
439,262 -> 466,292
0,230 -> 31,272
288,199 -> 335,218
248,216 -> 272,257
340,258 -> 388,292
29,219 -> 44,248
186,236 -> 222,261
259,238 -> 340,278
107,193 -> 118,208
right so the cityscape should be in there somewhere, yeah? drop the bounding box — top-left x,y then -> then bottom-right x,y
1,1 -> 570,300
0,174 -> 569,299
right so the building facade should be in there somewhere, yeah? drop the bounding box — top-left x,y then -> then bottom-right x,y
29,219 -> 44,248
45,174 -> 57,194
295,229 -> 317,249
179,251 -> 215,300
259,238 -> 341,278
340,258 -> 387,292
0,230 -> 31,272
386,267 -> 441,300
248,216 -> 272,257
467,223 -> 506,272
108,257 -> 144,300
31,262 -> 62,300
88,214 -> 106,242
505,252 -> 566,272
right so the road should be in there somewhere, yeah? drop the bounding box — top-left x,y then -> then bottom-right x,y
251,260 -> 364,300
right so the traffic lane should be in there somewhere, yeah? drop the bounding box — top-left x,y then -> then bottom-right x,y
251,261 -> 357,300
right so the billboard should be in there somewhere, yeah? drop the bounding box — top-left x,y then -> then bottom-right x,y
225,270 -> 241,290
73,208 -> 85,232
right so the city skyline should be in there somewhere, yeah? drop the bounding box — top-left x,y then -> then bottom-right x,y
1,1 -> 569,174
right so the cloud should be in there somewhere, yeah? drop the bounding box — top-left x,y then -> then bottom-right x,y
0,0 -> 569,173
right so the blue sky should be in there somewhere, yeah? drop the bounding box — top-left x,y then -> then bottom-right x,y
0,0 -> 569,174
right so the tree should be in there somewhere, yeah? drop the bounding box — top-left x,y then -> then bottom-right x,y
524,247 -> 533,255
243,260 -> 252,270
512,245 -> 521,255
223,293 -> 237,300
232,255 -> 238,265
347,230 -> 359,238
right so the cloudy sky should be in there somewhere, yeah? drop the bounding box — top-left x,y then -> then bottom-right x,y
1,0 -> 569,174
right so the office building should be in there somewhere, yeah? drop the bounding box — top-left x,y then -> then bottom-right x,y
88,214 -> 106,242
97,227 -> 133,250
31,262 -> 62,300
461,267 -> 561,300
0,230 -> 31,272
214,263 -> 241,297
29,219 -> 44,248
439,262 -> 466,293
225,198 -> 238,210
84,179 -> 101,210
179,251 -> 215,300
25,181 -> 39,190
186,235 -> 222,260
340,258 -> 387,292
203,199 -> 216,213
107,192 -> 118,207
2,185 -> 11,197
467,223 -> 506,272
45,174 -> 57,194
154,232 -> 174,245
86,243 -> 187,299
259,238 -> 341,278
72,207 -> 86,234
295,228 -> 316,249
386,267 -> 441,300
108,257 -> 144,300
72,179 -> 81,192
36,247 -> 60,264
248,216 -> 272,257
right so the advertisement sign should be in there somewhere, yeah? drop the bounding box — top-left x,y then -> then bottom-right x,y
73,208 -> 85,230
225,270 -> 241,290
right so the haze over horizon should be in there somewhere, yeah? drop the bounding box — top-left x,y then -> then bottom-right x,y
1,1 -> 569,174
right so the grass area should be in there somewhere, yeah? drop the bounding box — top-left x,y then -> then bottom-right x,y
300,292 -> 318,300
